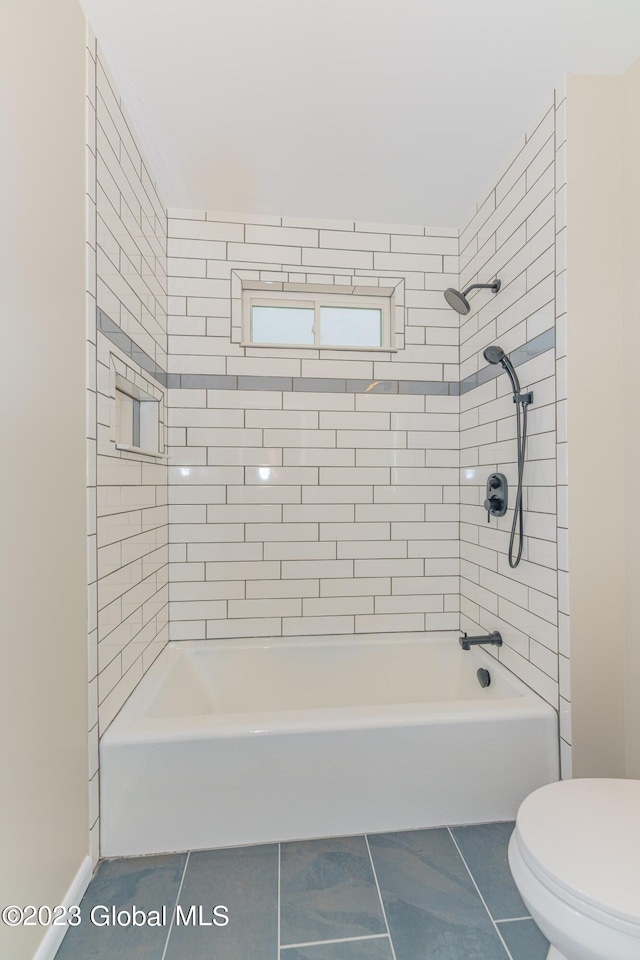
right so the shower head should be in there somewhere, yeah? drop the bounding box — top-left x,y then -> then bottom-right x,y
444,287 -> 471,315
443,280 -> 501,316
483,343 -> 521,399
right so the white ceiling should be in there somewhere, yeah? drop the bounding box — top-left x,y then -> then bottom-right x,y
81,0 -> 640,226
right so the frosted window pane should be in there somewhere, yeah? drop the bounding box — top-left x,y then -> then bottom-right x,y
251,306 -> 314,345
320,307 -> 382,346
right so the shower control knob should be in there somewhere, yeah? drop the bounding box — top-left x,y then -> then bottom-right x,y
484,495 -> 504,522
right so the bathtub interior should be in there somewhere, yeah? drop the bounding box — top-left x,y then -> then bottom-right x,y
100,633 -> 559,856
145,634 -> 526,720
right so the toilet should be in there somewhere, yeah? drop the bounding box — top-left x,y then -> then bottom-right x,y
508,778 -> 640,960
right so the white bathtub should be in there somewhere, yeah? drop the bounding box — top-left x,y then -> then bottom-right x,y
100,633 -> 559,857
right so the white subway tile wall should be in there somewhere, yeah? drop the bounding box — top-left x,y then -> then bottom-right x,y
86,33 -> 169,859
458,91 -> 567,775
166,213 -> 462,643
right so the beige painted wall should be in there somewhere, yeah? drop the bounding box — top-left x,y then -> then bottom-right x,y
0,1 -> 89,958
566,63 -> 640,779
622,58 -> 640,778
565,73 -> 627,778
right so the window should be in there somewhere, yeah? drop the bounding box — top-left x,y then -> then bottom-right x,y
242,288 -> 394,350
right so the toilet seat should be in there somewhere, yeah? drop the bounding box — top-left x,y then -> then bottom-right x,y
514,778 -> 640,933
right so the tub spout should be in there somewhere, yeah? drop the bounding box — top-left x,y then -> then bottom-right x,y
459,631 -> 503,651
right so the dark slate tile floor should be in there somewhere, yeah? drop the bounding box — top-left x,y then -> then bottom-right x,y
55,822 -> 548,960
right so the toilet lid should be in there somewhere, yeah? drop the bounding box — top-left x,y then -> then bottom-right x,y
516,779 -> 640,927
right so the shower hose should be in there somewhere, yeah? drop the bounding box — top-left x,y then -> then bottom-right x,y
509,396 -> 531,568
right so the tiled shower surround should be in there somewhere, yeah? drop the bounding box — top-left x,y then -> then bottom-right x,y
85,32 -> 169,859
457,88 -> 569,775
85,35 -> 570,859
166,215 -> 462,642
164,85 -> 567,769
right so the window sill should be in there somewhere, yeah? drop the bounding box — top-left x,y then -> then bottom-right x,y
115,444 -> 168,459
240,342 -> 397,353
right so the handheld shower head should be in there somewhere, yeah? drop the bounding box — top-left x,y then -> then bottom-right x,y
482,342 -> 533,570
483,345 -> 505,365
483,344 -> 522,401
443,279 -> 501,316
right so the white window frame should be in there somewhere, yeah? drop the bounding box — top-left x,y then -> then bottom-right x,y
242,288 -> 395,351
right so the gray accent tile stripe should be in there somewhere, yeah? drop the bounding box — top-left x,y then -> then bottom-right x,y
511,326 -> 555,365
182,374 -> 237,390
459,374 -> 478,394
97,307 -> 554,397
97,307 -> 168,387
459,327 -> 555,395
347,380 -> 397,394
294,377 -> 347,393
399,380 -> 451,396
239,375 -> 293,392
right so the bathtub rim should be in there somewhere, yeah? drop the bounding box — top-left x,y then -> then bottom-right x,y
101,632 -> 557,746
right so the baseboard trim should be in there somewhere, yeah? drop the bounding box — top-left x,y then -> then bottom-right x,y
32,855 -> 93,960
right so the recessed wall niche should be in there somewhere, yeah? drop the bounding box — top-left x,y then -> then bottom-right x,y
109,355 -> 166,459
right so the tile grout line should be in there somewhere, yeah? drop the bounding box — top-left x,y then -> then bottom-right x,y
447,829 -> 515,960
281,933 -> 389,950
364,834 -> 398,960
160,850 -> 190,960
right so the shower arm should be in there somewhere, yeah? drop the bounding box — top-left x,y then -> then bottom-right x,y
461,282 -> 501,296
